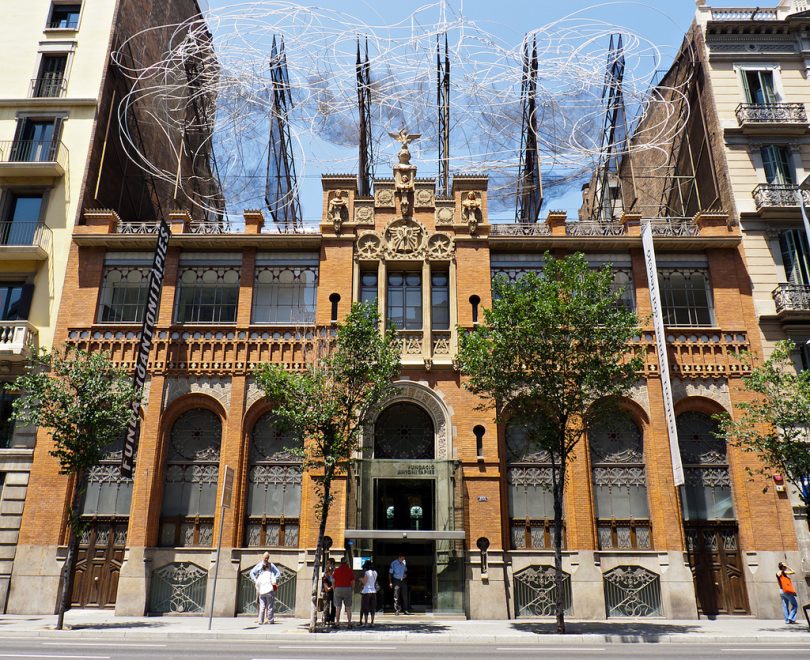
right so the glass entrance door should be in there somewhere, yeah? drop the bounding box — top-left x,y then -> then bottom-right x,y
374,478 -> 434,530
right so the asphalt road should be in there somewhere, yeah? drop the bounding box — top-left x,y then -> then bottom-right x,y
0,639 -> 808,660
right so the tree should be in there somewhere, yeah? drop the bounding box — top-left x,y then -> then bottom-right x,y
457,252 -> 641,633
716,339 -> 810,527
7,347 -> 139,630
254,302 -> 400,633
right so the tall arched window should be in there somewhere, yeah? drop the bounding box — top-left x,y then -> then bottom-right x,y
677,411 -> 734,521
506,422 -> 557,550
374,403 -> 434,459
159,409 -> 221,547
245,412 -> 303,547
589,414 -> 651,549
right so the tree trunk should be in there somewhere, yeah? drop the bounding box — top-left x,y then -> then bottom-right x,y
56,473 -> 85,631
309,471 -> 333,633
552,463 -> 565,634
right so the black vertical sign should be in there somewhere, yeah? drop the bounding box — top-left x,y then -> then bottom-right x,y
120,218 -> 172,478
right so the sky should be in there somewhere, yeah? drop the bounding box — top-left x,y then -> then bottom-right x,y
199,0 -> 757,220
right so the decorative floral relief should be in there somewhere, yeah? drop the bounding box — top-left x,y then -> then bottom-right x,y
435,206 -> 454,225
415,189 -> 434,206
354,205 -> 374,223
376,189 -> 395,207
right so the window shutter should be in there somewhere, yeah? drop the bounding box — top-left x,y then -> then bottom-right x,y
741,70 -> 754,104
761,145 -> 778,184
776,146 -> 794,184
16,283 -> 34,320
780,229 -> 810,285
760,71 -> 777,104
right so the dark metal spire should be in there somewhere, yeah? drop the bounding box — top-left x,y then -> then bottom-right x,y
356,36 -> 374,197
265,35 -> 301,230
515,34 -> 542,223
437,32 -> 450,196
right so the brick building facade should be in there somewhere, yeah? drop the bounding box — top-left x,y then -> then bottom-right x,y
7,139 -> 800,618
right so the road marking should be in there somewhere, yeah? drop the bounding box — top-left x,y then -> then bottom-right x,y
42,644 -> 167,648
0,655 -> 111,659
277,646 -> 397,650
496,649 -> 606,653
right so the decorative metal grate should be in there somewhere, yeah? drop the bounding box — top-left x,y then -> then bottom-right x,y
149,562 -> 208,614
236,564 -> 297,615
374,402 -> 435,459
603,566 -> 662,617
513,565 -> 572,617
490,223 -> 551,237
565,221 -> 625,236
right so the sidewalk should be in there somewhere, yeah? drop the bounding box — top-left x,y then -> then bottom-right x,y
1,610 -> 809,644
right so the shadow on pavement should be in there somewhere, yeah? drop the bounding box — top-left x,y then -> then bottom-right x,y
511,621 -> 702,642
68,621 -> 169,630
306,622 -> 453,634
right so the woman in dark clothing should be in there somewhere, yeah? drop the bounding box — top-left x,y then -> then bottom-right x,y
321,559 -> 336,627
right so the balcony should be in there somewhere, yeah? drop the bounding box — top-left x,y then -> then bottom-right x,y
751,183 -> 810,215
0,321 -> 37,358
0,221 -> 52,260
735,103 -> 808,134
772,283 -> 810,318
0,140 -> 67,178
30,77 -> 66,99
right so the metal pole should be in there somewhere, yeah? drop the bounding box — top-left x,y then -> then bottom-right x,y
207,502 -> 226,631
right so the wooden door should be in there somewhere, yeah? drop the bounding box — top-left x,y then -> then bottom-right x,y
71,519 -> 127,608
684,523 -> 749,615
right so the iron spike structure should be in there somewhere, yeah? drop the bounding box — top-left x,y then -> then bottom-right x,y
356,37 -> 374,198
592,34 -> 629,222
515,35 -> 542,223
437,32 -> 450,197
265,35 -> 302,230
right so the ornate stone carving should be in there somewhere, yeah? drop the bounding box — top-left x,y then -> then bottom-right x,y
426,233 -> 453,260
361,381 -> 451,460
245,377 -> 265,411
355,233 -> 383,260
415,189 -> 434,207
461,191 -> 483,235
376,188 -> 395,207
354,204 -> 374,224
670,377 -> 731,411
386,218 -> 425,255
327,190 -> 349,234
164,376 -> 232,411
435,206 -> 454,226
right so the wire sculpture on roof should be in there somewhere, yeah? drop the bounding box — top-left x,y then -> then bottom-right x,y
111,1 -> 694,221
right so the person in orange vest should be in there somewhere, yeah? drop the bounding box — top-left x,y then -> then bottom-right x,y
777,562 -> 798,624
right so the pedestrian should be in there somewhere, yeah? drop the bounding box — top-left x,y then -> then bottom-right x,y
332,556 -> 355,628
255,563 -> 278,625
321,558 -> 336,627
360,560 -> 378,627
249,552 -> 281,623
777,562 -> 799,624
389,552 -> 409,615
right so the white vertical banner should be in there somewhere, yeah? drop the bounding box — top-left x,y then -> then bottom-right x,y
642,221 -> 685,486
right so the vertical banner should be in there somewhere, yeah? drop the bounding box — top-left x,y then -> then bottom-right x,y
120,218 -> 172,478
642,221 -> 685,487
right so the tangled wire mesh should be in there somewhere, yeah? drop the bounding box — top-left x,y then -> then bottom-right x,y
112,1 -> 692,220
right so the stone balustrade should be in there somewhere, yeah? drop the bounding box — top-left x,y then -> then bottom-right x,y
772,282 -> 810,314
735,102 -> 808,126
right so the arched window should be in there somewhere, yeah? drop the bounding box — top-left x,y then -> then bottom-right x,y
589,414 -> 651,549
245,412 -> 303,547
677,411 -> 734,521
159,409 -> 221,547
506,422 -> 557,550
374,403 -> 434,459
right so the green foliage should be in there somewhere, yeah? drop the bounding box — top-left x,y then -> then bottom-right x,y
255,302 -> 400,474
458,251 -> 642,458
7,347 -> 139,476
717,340 -> 810,508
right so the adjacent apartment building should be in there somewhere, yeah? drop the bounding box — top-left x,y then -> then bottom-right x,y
0,0 -> 213,612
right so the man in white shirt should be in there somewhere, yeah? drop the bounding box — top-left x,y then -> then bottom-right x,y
249,552 -> 281,622
255,564 -> 278,624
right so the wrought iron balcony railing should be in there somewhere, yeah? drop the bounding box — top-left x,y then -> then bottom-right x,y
709,7 -> 778,21
0,221 -> 52,250
0,139 -> 67,168
30,76 -> 66,98
772,282 -> 810,314
752,183 -> 810,210
735,103 -> 807,126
